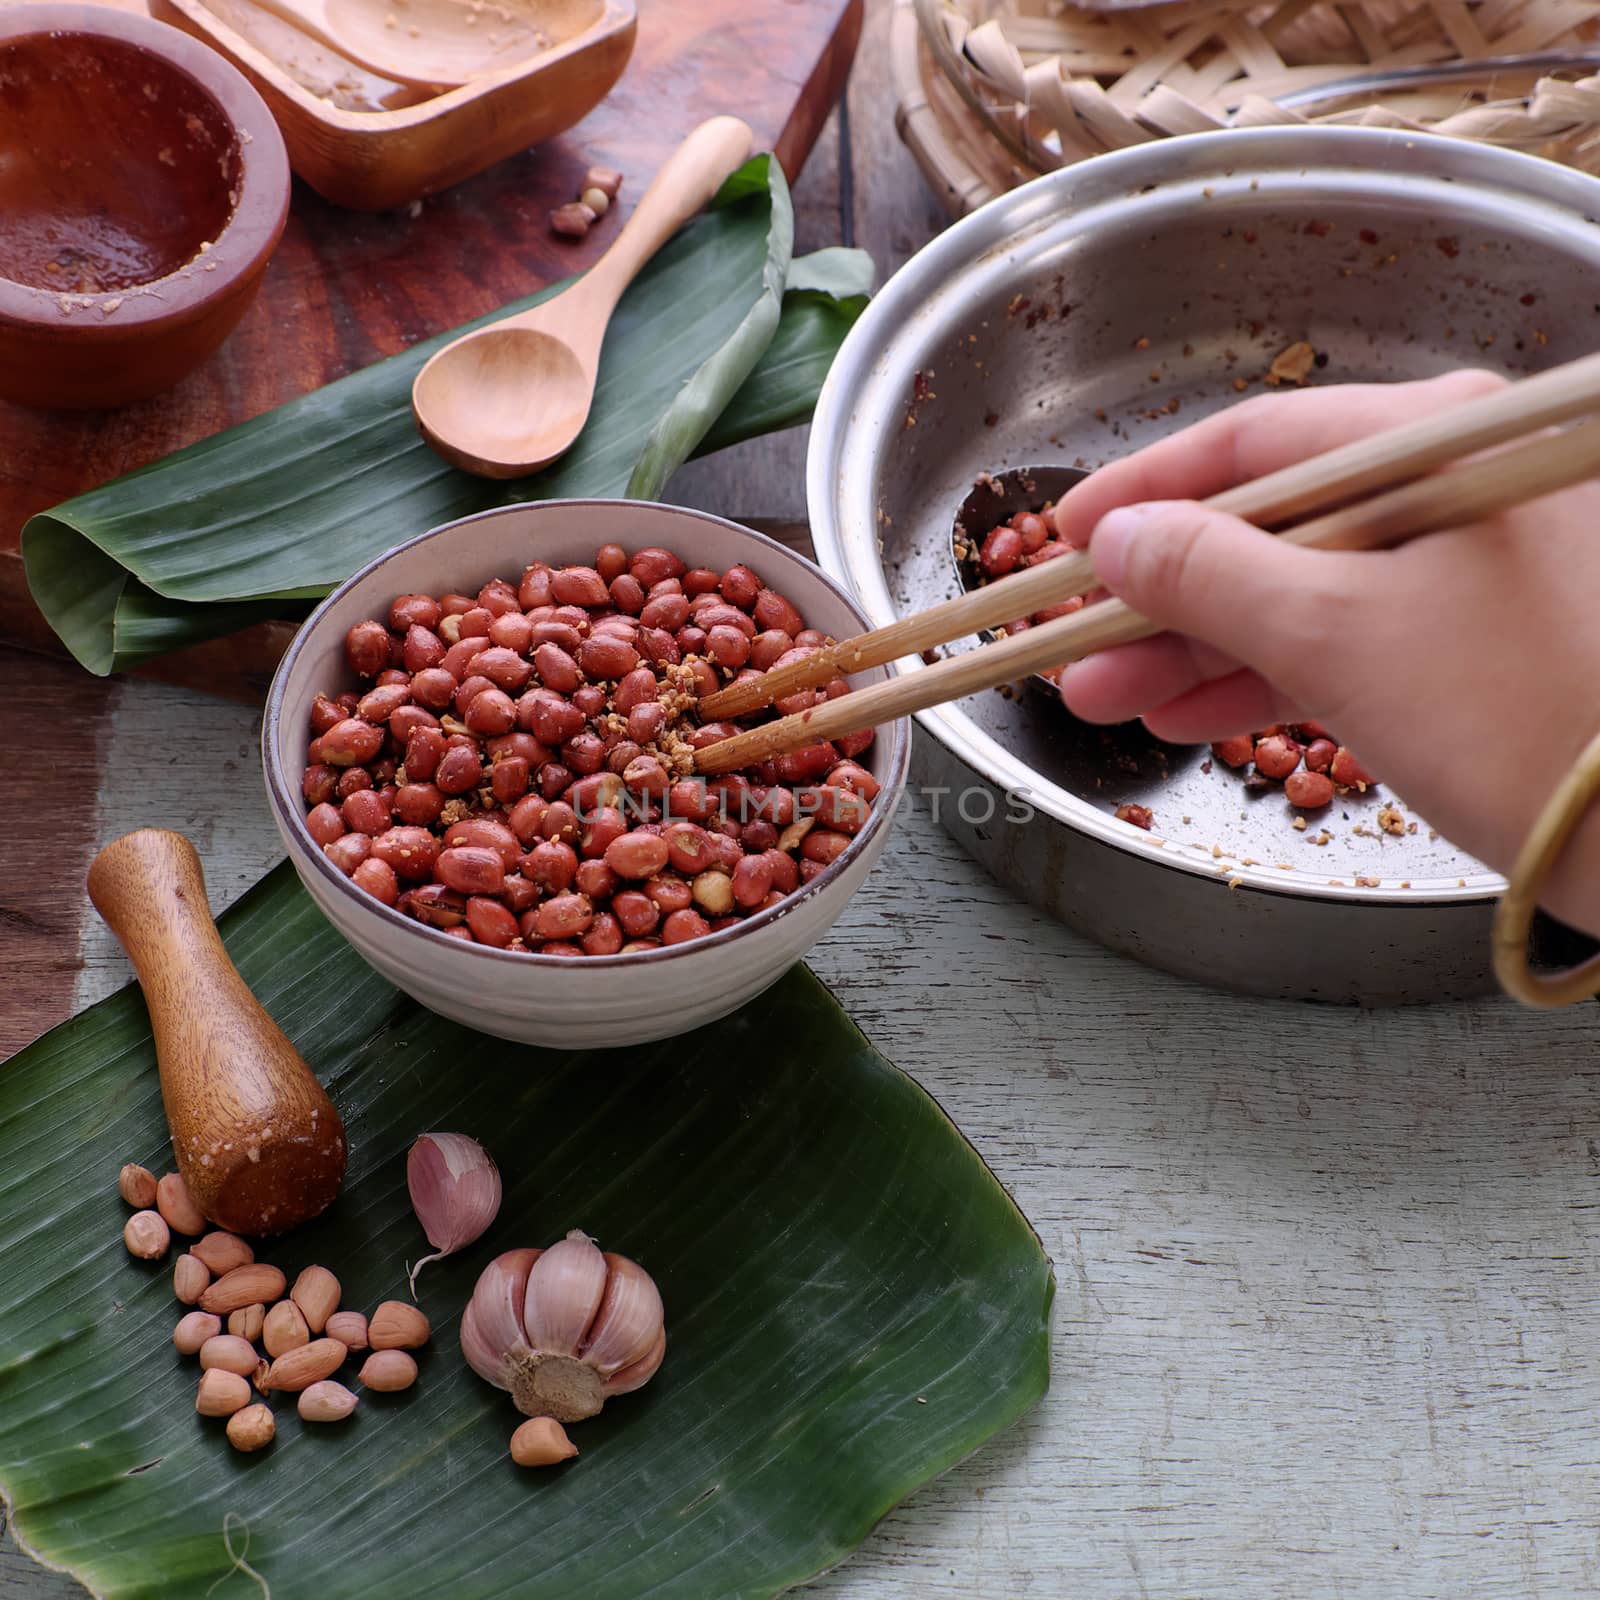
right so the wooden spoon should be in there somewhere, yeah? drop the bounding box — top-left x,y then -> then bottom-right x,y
244,0 -> 550,89
87,830 -> 347,1237
412,115 -> 754,479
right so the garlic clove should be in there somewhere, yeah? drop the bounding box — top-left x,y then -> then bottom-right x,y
408,1133 -> 501,1249
407,1133 -> 502,1294
460,1247 -> 541,1387
581,1253 -> 665,1378
603,1325 -> 666,1397
522,1231 -> 607,1358
461,1300 -> 510,1389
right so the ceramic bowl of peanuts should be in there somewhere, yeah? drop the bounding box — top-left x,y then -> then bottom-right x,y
118,1134 -> 664,1467
264,501 -> 910,1049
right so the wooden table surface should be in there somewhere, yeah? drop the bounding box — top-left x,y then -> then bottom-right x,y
0,0 -> 861,657
8,3 -> 1600,1598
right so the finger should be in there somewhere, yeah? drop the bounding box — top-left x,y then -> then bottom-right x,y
1058,632 -> 1242,725
1053,369 -> 1506,543
1139,670 -> 1304,746
1082,499 -> 1371,710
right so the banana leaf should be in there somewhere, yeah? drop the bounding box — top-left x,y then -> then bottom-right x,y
0,864 -> 1053,1599
695,248 -> 873,459
23,156 -> 873,677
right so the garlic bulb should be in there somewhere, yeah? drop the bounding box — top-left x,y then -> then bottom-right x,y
460,1232 -> 666,1424
406,1133 -> 501,1294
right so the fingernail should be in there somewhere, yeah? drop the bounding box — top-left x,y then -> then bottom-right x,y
1088,506 -> 1148,592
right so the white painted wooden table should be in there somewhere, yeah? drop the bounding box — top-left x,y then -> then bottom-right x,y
8,674 -> 1600,1600
9,5 -> 1600,1593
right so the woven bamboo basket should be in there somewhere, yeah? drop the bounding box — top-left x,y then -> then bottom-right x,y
892,0 -> 1600,214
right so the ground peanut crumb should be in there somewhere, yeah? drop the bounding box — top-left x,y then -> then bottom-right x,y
1377,803 -> 1406,836
1292,815 -> 1307,831
1355,874 -> 1381,887
1265,341 -> 1317,387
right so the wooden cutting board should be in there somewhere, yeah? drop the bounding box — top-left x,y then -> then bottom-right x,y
0,0 -> 862,661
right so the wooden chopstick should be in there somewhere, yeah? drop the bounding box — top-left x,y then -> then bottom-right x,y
691,413 -> 1600,776
699,351 -> 1600,724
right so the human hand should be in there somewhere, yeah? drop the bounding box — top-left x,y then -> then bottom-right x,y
1054,370 -> 1600,935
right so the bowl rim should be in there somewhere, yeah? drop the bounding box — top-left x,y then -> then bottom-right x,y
263,498 -> 912,969
0,4 -> 290,329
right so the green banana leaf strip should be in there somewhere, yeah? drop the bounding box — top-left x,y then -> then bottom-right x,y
23,157 -> 863,676
42,257 -> 873,675
694,248 -> 873,458
0,865 -> 1053,1599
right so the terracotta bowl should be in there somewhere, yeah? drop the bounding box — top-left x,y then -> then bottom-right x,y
262,501 -> 912,1049
0,5 -> 291,409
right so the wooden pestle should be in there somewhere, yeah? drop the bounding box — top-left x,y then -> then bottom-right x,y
87,829 -> 346,1236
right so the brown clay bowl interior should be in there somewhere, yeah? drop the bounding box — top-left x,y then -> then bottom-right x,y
0,4 -> 290,409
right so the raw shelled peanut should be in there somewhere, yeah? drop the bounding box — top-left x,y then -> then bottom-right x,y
550,167 -> 621,238
173,1312 -> 222,1355
124,1210 -> 171,1261
200,1263 -> 287,1316
369,1300 -> 431,1351
226,1404 -> 275,1454
263,1299 -> 310,1357
199,1335 -> 262,1378
549,200 -> 596,238
299,1380 -> 359,1423
192,1232 -> 254,1276
228,1303 -> 267,1343
291,1265 -> 341,1334
118,1163 -> 157,1209
359,1350 -> 418,1392
155,1173 -> 207,1236
173,1254 -> 210,1305
253,1359 -> 271,1396
196,1369 -> 252,1417
511,1417 -> 577,1468
265,1338 -> 348,1392
303,547 -> 879,956
325,1311 -> 369,1350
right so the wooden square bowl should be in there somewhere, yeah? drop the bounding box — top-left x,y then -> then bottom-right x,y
149,0 -> 637,210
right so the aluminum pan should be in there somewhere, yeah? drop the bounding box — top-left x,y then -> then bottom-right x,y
807,127 -> 1600,998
